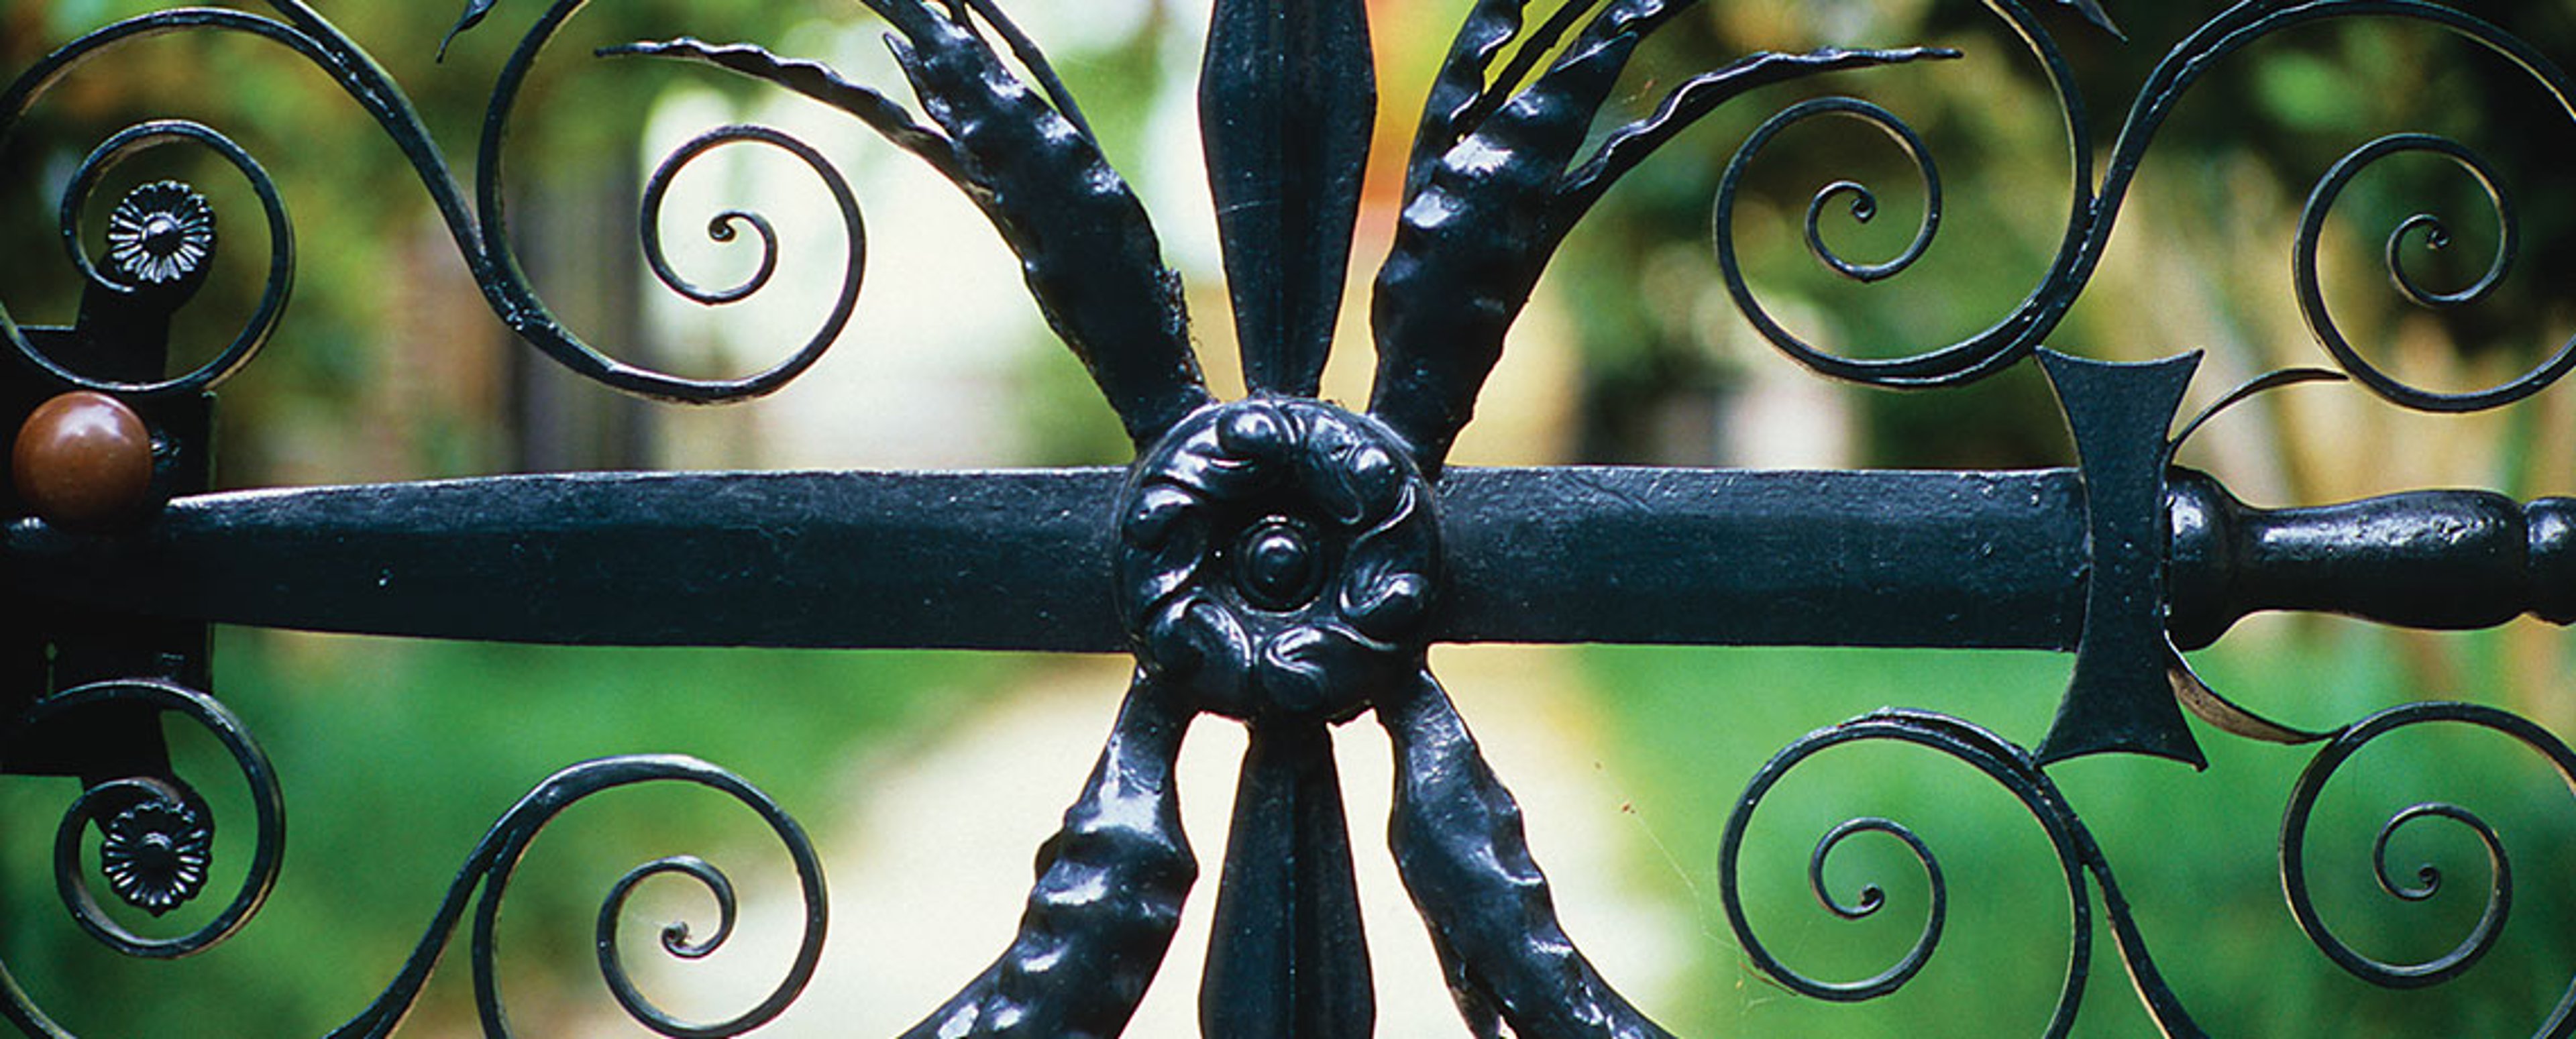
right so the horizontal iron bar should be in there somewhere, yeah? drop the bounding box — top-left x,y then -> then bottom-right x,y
5,466 -> 2088,651
1437,467 -> 2084,648
11,471 -> 1126,651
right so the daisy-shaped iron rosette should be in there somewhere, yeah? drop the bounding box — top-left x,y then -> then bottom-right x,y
104,180 -> 215,289
99,797 -> 213,916
592,0 -> 1949,1034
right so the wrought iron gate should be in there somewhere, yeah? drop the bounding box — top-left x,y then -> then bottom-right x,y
3,0 -> 2573,1035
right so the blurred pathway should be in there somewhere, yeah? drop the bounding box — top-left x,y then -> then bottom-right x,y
596,646 -> 1686,1036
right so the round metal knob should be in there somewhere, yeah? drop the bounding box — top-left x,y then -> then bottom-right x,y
14,390 -> 155,529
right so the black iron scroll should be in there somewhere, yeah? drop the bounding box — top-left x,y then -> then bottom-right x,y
3,0 -> 2574,1036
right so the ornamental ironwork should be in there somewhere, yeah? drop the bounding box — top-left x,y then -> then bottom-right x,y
2,0 -> 2573,1037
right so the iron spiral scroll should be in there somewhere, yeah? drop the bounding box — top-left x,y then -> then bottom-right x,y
1,0 -> 2574,1036
1719,704 -> 2576,1038
1710,0 -> 2576,407
0,1 -> 867,404
0,679 -> 830,1039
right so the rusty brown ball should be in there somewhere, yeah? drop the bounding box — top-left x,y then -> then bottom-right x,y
14,391 -> 155,528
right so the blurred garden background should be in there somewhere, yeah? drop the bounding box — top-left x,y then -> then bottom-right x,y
3,0 -> 2573,1035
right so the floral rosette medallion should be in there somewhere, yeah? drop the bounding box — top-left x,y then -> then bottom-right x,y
1118,399 -> 1436,723
98,798 -> 213,916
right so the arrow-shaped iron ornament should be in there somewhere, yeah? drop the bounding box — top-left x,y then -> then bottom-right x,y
5,0 -> 2576,1037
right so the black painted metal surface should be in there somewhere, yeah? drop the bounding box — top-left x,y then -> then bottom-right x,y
3,465 -> 2089,651
3,0 -> 2574,1036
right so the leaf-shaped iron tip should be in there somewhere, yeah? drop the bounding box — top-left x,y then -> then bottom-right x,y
2167,367 -> 2347,455
2167,641 -> 2326,745
600,36 -> 970,183
1201,0 -> 1377,398
2063,0 -> 2126,42
437,0 -> 498,62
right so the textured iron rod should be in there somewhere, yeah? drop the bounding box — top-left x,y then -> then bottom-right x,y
17,466 -> 2573,656
5,466 -> 2079,651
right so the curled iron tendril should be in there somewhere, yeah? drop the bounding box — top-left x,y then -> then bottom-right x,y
1800,817 -> 1946,1000
2295,133 -> 2576,412
1776,100 -> 1941,286
1709,0 -> 2080,389
1713,0 -> 2576,402
1713,96 -> 1943,383
598,854 -> 761,1036
603,855 -> 738,963
2369,804 -> 2491,906
606,0 -> 1214,445
25,119 -> 294,398
7,748 -> 824,1039
2279,701 -> 2576,1032
1721,712 -> 2055,1011
1727,702 -> 2576,1037
313,755 -> 828,1039
0,1 -> 866,404
1721,709 -> 2203,1036
40,681 -> 282,961
429,0 -> 869,402
641,131 -> 782,307
1,680 -> 284,1038
637,124 -> 863,322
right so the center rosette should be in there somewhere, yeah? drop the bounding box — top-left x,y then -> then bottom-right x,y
1116,398 -> 1438,722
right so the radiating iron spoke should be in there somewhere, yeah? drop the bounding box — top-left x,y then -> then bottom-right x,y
1200,720 -> 1373,1039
